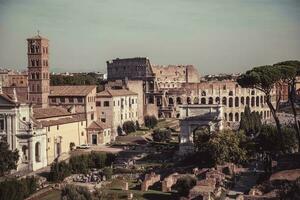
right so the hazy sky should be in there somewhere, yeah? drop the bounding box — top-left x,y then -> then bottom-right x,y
0,0 -> 300,75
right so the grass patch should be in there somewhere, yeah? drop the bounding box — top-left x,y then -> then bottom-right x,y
39,189 -> 61,200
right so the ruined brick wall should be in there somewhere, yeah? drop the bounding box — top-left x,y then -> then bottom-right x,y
141,172 -> 161,192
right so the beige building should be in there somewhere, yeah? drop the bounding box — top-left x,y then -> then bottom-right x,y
33,107 -> 87,164
152,65 -> 200,89
48,85 -> 97,126
86,121 -> 111,145
96,87 -> 138,139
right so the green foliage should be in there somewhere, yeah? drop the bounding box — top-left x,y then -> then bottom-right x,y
50,73 -> 105,86
0,176 -> 38,200
122,121 -> 136,134
103,167 -> 113,180
239,105 -> 262,136
194,130 -> 247,166
135,120 -> 140,130
152,128 -> 172,142
69,155 -> 90,174
117,126 -> 123,136
144,115 -> 158,129
49,160 -> 71,182
173,175 -> 197,197
237,65 -> 281,93
89,152 -> 107,168
0,138 -> 19,176
281,177 -> 300,200
256,125 -> 298,154
61,185 -> 92,200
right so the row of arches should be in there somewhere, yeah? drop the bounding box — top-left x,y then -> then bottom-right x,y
224,110 -> 271,122
167,95 -> 267,107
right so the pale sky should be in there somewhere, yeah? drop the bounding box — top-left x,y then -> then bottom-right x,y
0,0 -> 300,75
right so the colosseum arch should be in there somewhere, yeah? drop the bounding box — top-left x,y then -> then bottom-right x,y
241,97 -> 245,105
229,91 -> 234,96
193,97 -> 199,104
235,113 -> 239,122
187,97 -> 191,104
246,96 -> 250,105
256,96 -> 259,107
235,97 -> 239,107
229,97 -> 233,107
229,113 -> 233,121
200,97 -> 206,104
215,97 -> 220,104
176,97 -> 182,105
251,97 -> 255,107
169,97 -> 174,105
208,97 -> 213,104
222,97 -> 227,106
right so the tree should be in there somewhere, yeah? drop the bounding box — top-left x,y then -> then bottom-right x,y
0,138 -> 19,176
239,105 -> 262,137
144,115 -> 158,129
173,175 -> 197,197
135,120 -> 140,130
152,128 -> 172,142
237,65 -> 283,144
122,121 -> 136,134
274,60 -> 300,150
61,185 -> 92,200
103,167 -> 113,180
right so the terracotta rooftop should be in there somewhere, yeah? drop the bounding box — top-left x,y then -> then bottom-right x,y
2,87 -> 29,104
87,120 -> 111,130
39,114 -> 86,127
97,88 -> 137,97
33,107 -> 73,119
49,85 -> 96,97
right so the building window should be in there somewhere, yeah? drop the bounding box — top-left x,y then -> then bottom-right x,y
96,101 -> 101,107
91,113 -> 94,120
47,138 -> 50,142
81,121 -> 83,126
51,98 -> 56,103
77,97 -> 83,103
35,142 -> 41,162
0,119 -> 4,131
104,101 -> 109,107
101,118 -> 106,122
121,114 -> 123,120
69,98 -> 74,103
60,97 -> 65,103
81,132 -> 84,136
48,127 -> 50,131
57,125 -> 59,130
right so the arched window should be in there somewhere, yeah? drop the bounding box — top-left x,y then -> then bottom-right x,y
229,113 -> 233,121
241,97 -> 245,105
200,98 -> 206,104
251,97 -> 255,107
246,96 -> 250,105
176,97 -> 182,105
264,111 -> 266,119
251,90 -> 255,95
215,97 -> 220,104
35,142 -> 41,162
229,91 -> 233,96
208,97 -> 213,104
235,113 -> 239,122
260,96 -> 263,104
201,91 -> 206,96
194,97 -> 199,104
222,97 -> 227,106
235,97 -> 239,107
256,96 -> 259,107
187,97 -> 191,105
260,111 -> 263,117
229,97 -> 233,107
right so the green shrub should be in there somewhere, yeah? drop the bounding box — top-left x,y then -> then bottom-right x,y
61,184 -> 92,200
49,161 -> 71,182
103,167 -> 113,180
173,175 -> 197,197
152,128 -> 172,142
144,115 -> 158,129
90,152 -> 107,168
0,176 -> 38,200
122,121 -> 136,134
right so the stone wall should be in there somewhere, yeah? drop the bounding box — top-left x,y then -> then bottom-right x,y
141,172 -> 161,192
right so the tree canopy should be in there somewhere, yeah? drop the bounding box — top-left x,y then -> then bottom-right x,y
0,138 -> 19,176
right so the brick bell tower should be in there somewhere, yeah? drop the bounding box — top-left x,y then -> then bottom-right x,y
27,33 -> 50,108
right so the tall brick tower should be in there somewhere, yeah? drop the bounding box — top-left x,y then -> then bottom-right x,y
27,34 -> 50,108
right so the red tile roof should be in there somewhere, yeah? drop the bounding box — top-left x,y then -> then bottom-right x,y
97,88 -> 137,97
49,85 -> 96,97
87,120 -> 111,130
33,107 -> 73,119
39,114 -> 86,127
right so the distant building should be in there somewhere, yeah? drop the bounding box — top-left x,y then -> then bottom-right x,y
86,120 -> 111,145
152,65 -> 200,89
96,87 -> 138,139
